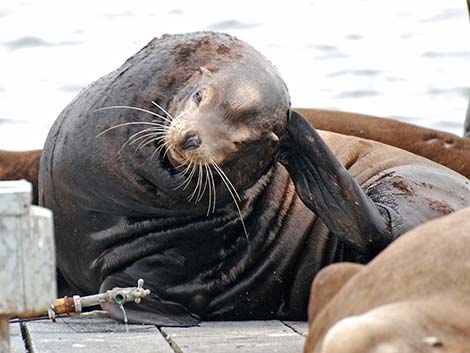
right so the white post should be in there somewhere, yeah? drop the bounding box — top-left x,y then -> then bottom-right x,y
0,180 -> 56,352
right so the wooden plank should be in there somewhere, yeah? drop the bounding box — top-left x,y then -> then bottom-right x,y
161,321 -> 306,353
24,313 -> 173,353
9,323 -> 26,353
282,321 -> 309,337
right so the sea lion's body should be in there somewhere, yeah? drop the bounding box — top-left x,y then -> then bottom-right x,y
304,207 -> 470,353
0,149 -> 41,204
39,32 -> 470,325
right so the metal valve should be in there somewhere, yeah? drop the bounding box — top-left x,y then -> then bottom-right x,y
11,279 -> 151,322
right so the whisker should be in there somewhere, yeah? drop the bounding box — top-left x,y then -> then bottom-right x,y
151,140 -> 171,160
188,163 -> 202,202
94,105 -> 172,123
194,164 -> 204,203
174,159 -> 193,190
172,158 -> 191,190
212,161 -> 242,202
182,160 -> 197,191
174,162 -> 187,170
135,136 -> 165,152
207,164 -> 217,215
151,101 -> 175,121
211,161 -> 248,239
96,121 -> 169,138
127,127 -> 168,142
179,159 -> 194,177
162,142 -> 172,160
118,128 -> 159,154
120,130 -> 166,154
196,163 -> 209,203
205,165 -> 212,216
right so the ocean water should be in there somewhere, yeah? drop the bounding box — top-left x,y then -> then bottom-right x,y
0,0 -> 469,150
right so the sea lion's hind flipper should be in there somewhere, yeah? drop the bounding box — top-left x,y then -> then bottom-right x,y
280,111 -> 392,257
99,276 -> 200,327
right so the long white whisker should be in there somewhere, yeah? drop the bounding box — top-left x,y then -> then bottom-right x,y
135,136 -> 165,152
194,164 -> 204,203
205,164 -> 212,216
173,159 -> 192,190
96,121 -> 169,138
121,131 -> 167,153
208,165 -> 216,214
182,160 -> 197,190
197,163 -> 208,203
151,101 -> 175,121
179,160 -> 194,177
127,127 -> 168,142
118,128 -> 161,154
211,162 -> 248,240
94,105 -> 172,123
212,161 -> 242,202
188,163 -> 202,202
152,141 -> 171,159
162,143 -> 172,160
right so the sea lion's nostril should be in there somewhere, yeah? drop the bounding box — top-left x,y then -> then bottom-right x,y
182,130 -> 202,150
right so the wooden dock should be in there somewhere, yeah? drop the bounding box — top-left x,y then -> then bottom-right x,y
9,312 -> 308,353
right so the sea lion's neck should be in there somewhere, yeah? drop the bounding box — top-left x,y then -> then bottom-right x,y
90,164 -> 299,301
92,164 -> 277,273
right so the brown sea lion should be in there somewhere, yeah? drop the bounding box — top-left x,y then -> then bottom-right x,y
304,206 -> 470,353
297,108 -> 470,179
0,149 -> 41,204
38,32 -> 470,326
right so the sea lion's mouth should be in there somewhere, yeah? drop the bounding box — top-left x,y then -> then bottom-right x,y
167,147 -> 186,168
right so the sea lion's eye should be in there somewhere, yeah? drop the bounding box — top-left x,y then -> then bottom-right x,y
194,91 -> 203,105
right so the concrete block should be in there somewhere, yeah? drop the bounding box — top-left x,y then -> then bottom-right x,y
0,180 -> 56,316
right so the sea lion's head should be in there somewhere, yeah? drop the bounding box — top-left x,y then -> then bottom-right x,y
164,64 -> 290,204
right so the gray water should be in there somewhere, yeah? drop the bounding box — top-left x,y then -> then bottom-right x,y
0,0 -> 469,150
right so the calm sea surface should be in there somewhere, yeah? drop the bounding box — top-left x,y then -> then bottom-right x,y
0,0 -> 469,150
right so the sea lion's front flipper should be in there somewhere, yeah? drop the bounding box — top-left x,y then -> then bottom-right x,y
280,111 -> 392,256
99,275 -> 200,327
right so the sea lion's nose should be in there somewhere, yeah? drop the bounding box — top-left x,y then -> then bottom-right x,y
182,130 -> 202,150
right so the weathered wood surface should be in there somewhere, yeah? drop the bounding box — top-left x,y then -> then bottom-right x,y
15,313 -> 308,353
23,315 -> 172,353
162,321 -> 308,353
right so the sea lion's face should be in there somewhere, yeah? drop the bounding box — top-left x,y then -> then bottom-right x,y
165,66 -> 289,201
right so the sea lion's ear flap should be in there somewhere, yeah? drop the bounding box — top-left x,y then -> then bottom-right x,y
99,275 -> 200,327
196,66 -> 212,76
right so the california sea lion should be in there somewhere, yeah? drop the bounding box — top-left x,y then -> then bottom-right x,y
0,149 -> 41,204
39,32 -> 470,326
304,207 -> 470,353
297,108 -> 470,179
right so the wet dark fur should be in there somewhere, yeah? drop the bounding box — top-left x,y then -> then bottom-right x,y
40,32 -> 308,325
